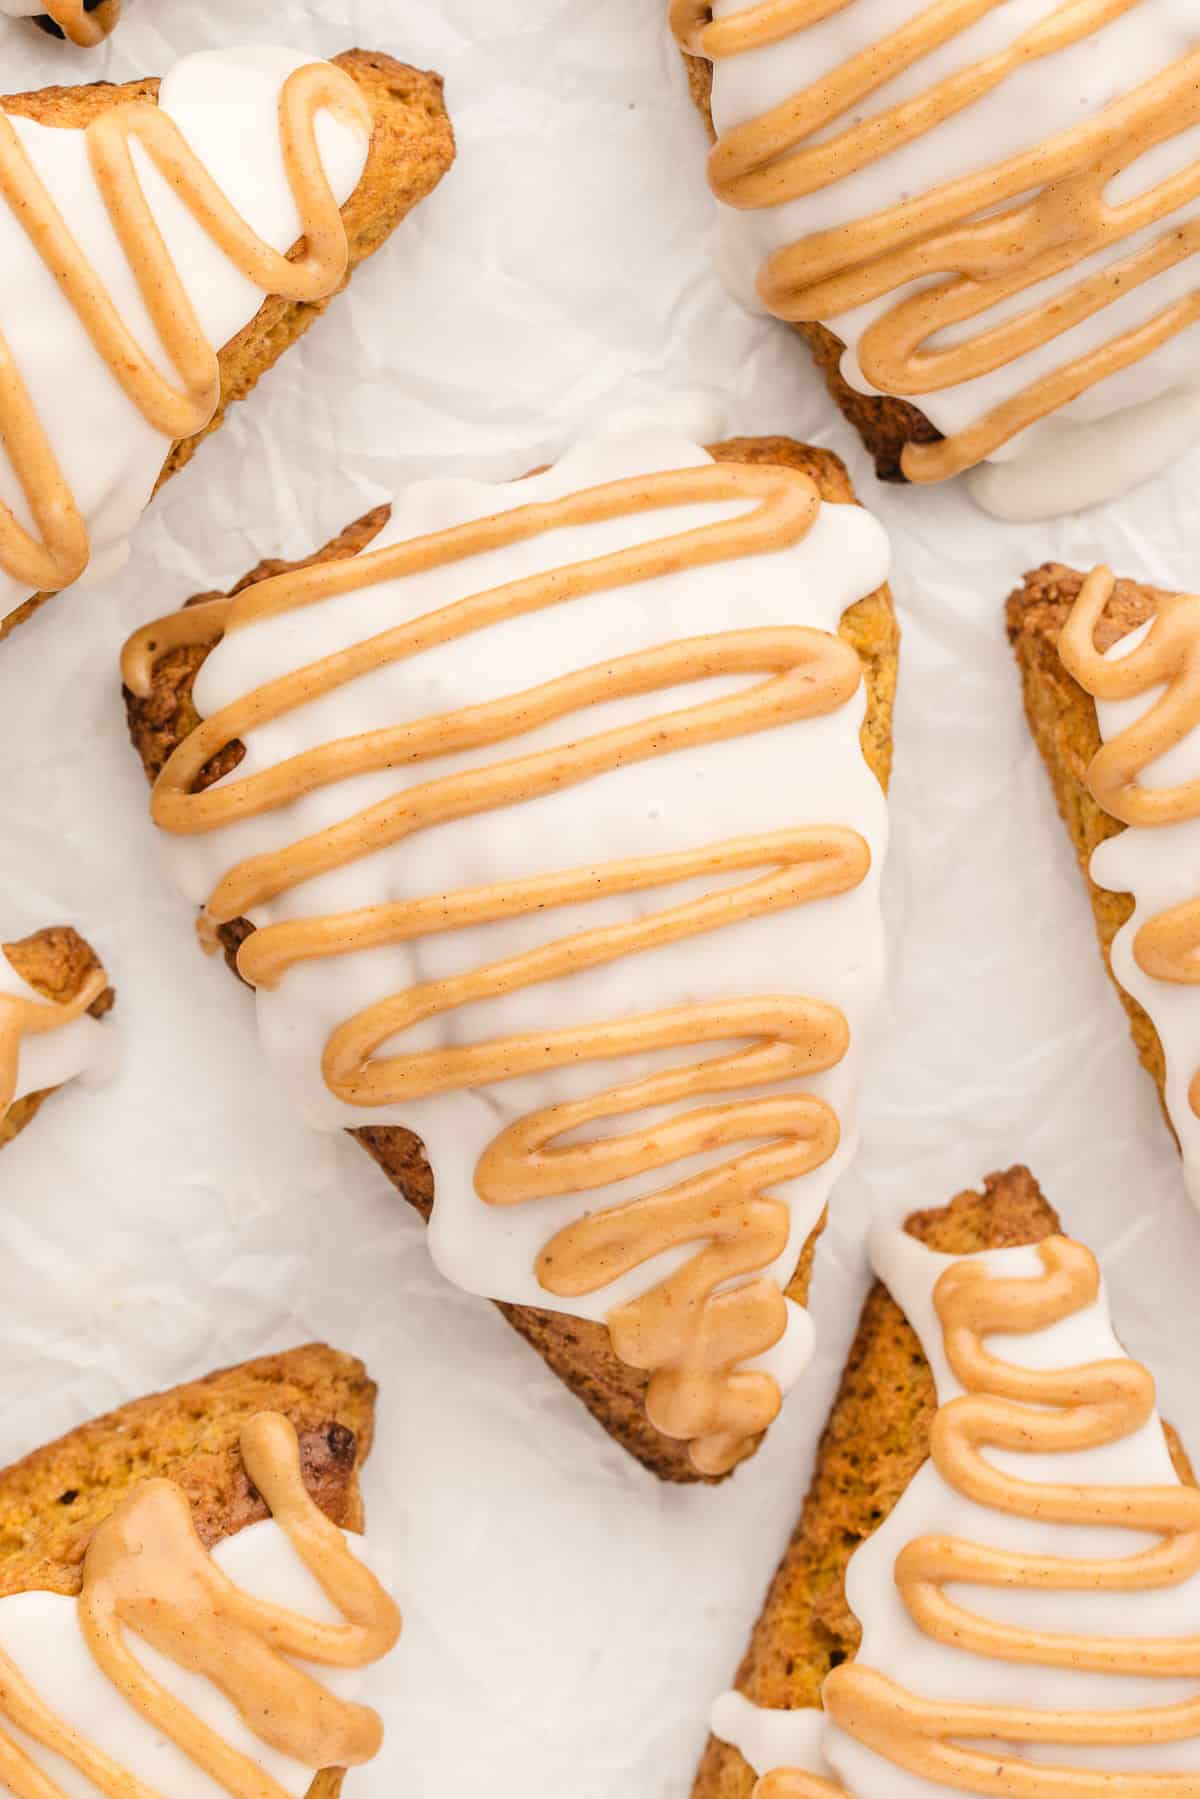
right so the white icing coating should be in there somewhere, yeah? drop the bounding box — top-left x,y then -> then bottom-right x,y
704,0 -> 1200,516
0,45 -> 370,618
154,428 -> 890,1395
1088,617 -> 1200,1207
0,950 -> 116,1110
712,1220 -> 1200,1794
711,1689 -> 831,1784
0,1518 -> 391,1799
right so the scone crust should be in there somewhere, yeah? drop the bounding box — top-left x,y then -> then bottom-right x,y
679,53 -> 941,482
0,48 -> 455,640
1006,564 -> 1174,1140
0,1341 -> 377,1799
123,436 -> 899,1484
0,925 -> 113,1151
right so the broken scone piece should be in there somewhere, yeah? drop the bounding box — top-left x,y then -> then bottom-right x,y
0,42 -> 453,639
672,2 -> 1200,519
0,1342 -> 398,1798
695,1165 -> 1198,1798
0,925 -> 115,1151
123,427 -> 898,1483
1008,563 -> 1200,1199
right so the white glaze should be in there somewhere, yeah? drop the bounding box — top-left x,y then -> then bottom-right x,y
0,45 -> 369,618
0,1518 -> 391,1799
703,0 -> 1200,517
712,1220 -> 1200,1794
0,949 -> 115,1111
1088,616 -> 1200,1207
154,427 -> 890,1398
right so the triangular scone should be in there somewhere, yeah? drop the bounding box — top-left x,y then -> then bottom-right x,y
0,1343 -> 395,1799
1008,565 -> 1191,1174
673,9 -> 1200,515
0,924 -> 114,1152
123,431 -> 898,1484
0,47 -> 454,641
695,1165 -> 1197,1798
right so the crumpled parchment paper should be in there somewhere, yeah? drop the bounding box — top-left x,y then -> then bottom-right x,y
2,2 -> 1200,1794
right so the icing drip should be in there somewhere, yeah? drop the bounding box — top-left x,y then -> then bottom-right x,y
676,0 -> 1200,489
0,51 -> 370,602
1059,568 -> 1200,1191
40,0 -> 119,45
0,1412 -> 399,1798
124,438 -> 889,1476
0,942 -> 109,1125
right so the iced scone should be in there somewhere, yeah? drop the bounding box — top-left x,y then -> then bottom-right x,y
0,45 -> 453,639
0,925 -> 115,1152
696,1166 -> 1200,1798
674,1 -> 1200,519
122,428 -> 898,1483
0,1344 -> 399,1799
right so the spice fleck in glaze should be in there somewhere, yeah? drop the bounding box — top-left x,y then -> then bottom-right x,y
675,0 -> 1200,518
0,47 -> 371,620
1059,568 -> 1200,1207
715,1222 -> 1200,1796
0,1412 -> 399,1799
123,431 -> 891,1476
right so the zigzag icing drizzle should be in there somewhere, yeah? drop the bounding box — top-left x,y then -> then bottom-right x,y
1059,568 -> 1200,1204
123,431 -> 891,1475
0,46 -> 370,615
675,0 -> 1200,499
714,1222 -> 1200,1796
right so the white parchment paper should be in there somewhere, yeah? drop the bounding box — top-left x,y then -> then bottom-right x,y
2,3 -> 1200,1794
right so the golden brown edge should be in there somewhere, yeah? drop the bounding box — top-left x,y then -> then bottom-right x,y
122,435 -> 899,1485
0,1340 -> 377,1799
0,47 -> 456,641
1006,563 -> 1176,1142
0,925 -> 114,1152
679,53 -> 940,483
691,1165 -> 1195,1798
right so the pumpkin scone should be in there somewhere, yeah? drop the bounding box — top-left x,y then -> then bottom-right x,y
0,42 -> 454,641
694,1164 -> 1199,1797
0,924 -> 114,1152
1008,562 -> 1200,1195
0,1341 -> 399,1797
122,427 -> 899,1484
672,2 -> 1200,520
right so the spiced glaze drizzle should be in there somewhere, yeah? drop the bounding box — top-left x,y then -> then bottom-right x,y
38,0 -> 120,46
0,1412 -> 399,1799
757,1236 -> 1200,1798
672,0 -> 1200,480
1060,567 -> 1200,1121
0,58 -> 369,594
124,462 -> 875,1476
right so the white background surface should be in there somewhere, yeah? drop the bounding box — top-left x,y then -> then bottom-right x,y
2,3 -> 1200,1795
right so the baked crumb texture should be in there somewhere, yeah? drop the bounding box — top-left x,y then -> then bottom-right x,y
124,436 -> 899,1483
0,925 -> 113,1152
680,54 -> 940,483
0,1340 -> 377,1799
691,1165 -> 1195,1797
0,49 -> 455,640
1007,563 -> 1175,1141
